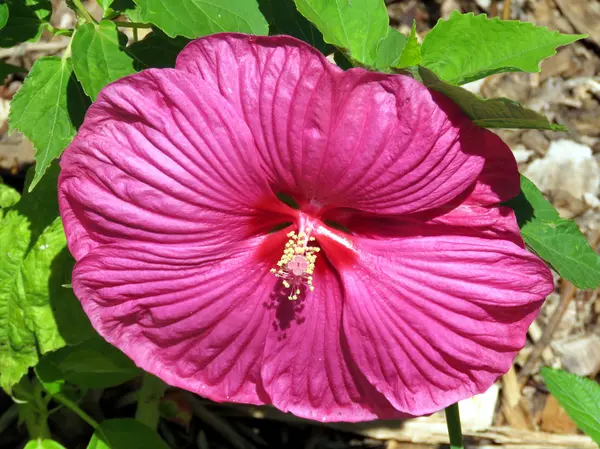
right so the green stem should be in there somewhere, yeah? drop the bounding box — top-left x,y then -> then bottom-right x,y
17,381 -> 50,440
0,404 -> 18,435
444,403 -> 464,449
46,24 -> 74,36
71,0 -> 95,24
53,392 -> 99,429
135,374 -> 167,430
113,21 -> 152,29
62,34 -> 73,60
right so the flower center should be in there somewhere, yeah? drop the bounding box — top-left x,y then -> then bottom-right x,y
271,230 -> 320,300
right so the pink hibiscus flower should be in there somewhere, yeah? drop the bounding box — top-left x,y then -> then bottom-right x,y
59,33 -> 553,422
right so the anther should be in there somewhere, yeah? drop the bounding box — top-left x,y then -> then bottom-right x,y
271,230 -> 319,300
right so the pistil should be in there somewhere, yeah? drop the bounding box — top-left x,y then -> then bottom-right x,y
271,230 -> 320,300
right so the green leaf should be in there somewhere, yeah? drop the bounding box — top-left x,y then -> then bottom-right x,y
374,28 -> 406,70
127,30 -> 189,70
133,0 -> 269,39
97,0 -> 114,9
72,21 -> 136,101
111,0 -> 137,11
0,183 -> 20,208
98,0 -> 138,20
506,175 -> 600,289
9,56 -> 89,191
37,337 -> 139,389
0,0 -> 52,47
294,0 -> 389,67
24,440 -> 67,449
541,368 -> 600,445
0,166 -> 94,392
258,0 -> 332,55
0,60 -> 26,82
0,3 -> 9,30
396,21 -> 421,68
421,11 -> 586,85
87,419 -> 170,449
417,66 -> 566,131
96,0 -> 115,11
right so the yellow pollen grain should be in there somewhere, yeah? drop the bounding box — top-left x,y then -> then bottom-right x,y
271,230 -> 320,301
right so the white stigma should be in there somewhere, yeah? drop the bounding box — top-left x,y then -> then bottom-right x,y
271,230 -> 320,300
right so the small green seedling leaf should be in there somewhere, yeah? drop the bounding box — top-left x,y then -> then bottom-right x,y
421,11 -> 586,85
133,0 -> 269,39
9,57 -> 88,190
72,21 -> 136,101
87,419 -> 170,449
506,176 -> 600,289
418,67 -> 566,131
541,368 -> 600,445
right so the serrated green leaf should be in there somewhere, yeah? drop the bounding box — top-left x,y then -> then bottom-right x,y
127,30 -> 189,70
258,0 -> 331,55
0,3 -> 9,30
541,368 -> 600,444
418,66 -> 566,131
9,57 -> 89,191
396,21 -> 421,68
37,338 -> 139,389
506,175 -> 600,289
24,440 -> 67,449
374,28 -> 406,70
0,183 -> 20,208
133,0 -> 268,39
294,0 -> 389,67
421,11 -> 586,85
0,166 -> 94,392
0,0 -> 51,47
72,21 -> 136,101
87,419 -> 170,449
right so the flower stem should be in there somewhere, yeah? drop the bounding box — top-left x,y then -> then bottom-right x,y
71,0 -> 95,24
444,403 -> 464,449
53,392 -> 99,429
135,374 -> 167,430
113,21 -> 152,29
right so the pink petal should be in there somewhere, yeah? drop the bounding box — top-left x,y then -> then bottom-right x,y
326,232 -> 553,415
460,129 -> 520,206
325,130 -> 523,244
176,33 -> 487,215
260,264 -> 405,422
72,238 -> 277,403
59,68 -> 289,260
